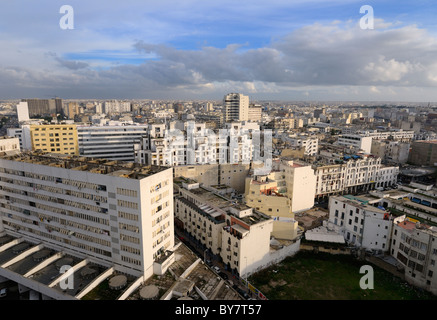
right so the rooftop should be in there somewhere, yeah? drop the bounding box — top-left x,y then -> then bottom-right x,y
0,151 -> 168,180
0,235 -> 242,300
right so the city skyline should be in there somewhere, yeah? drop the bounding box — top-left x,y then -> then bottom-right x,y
1,1 -> 437,101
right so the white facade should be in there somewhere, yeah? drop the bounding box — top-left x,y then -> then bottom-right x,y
0,137 -> 20,153
328,195 -> 392,251
376,166 -> 399,189
283,134 -> 318,156
7,125 -> 32,151
174,179 -> 273,278
337,134 -> 372,153
314,156 -> 382,197
0,152 -> 174,279
16,102 -> 30,122
360,130 -> 415,141
391,215 -> 437,295
78,124 -> 149,161
280,160 -> 316,213
103,100 -> 131,114
135,121 -> 261,166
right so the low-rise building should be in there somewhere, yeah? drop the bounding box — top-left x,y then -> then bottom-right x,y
327,195 -> 392,252
174,178 -> 273,277
391,215 -> 437,295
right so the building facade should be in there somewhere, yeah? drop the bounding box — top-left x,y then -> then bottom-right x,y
391,215 -> 437,295
78,124 -> 149,161
174,178 -> 273,277
328,195 -> 392,251
0,152 -> 174,279
29,124 -> 79,155
223,93 -> 249,122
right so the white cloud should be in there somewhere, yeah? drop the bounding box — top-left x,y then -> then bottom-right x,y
2,14 -> 437,101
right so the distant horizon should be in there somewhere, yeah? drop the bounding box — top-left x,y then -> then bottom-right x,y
2,1 -> 437,101
2,98 -> 437,105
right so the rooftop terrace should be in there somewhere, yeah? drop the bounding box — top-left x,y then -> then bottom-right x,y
0,151 -> 168,179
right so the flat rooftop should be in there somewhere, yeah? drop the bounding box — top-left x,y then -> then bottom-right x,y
0,151 -> 168,179
0,235 -> 242,300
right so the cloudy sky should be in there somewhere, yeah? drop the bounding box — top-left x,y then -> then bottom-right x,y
1,0 -> 437,101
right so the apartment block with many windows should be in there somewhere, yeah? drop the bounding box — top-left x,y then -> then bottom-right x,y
391,215 -> 437,295
0,151 -> 174,280
174,177 -> 273,278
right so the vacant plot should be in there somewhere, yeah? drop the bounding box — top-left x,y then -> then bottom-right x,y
249,252 -> 437,300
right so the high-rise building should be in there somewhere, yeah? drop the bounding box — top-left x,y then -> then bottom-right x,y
16,102 -> 30,122
66,102 -> 80,120
22,98 -> 62,117
0,152 -> 174,280
223,93 -> 249,122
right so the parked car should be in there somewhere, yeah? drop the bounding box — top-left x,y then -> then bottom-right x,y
0,288 -> 7,298
218,272 -> 228,280
212,266 -> 220,273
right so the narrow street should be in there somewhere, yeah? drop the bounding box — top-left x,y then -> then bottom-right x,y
174,227 -> 257,300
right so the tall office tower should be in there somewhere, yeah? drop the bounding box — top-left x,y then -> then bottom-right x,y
16,102 -> 30,122
22,99 -> 58,117
77,124 -> 149,161
0,152 -> 174,281
223,93 -> 249,122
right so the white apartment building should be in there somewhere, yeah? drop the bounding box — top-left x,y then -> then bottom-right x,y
337,134 -> 372,153
135,121 -> 261,166
391,215 -> 437,295
313,155 -> 382,198
282,134 -> 318,156
360,130 -> 415,142
280,159 -> 317,213
7,126 -> 32,151
223,93 -> 249,122
0,151 -> 174,280
328,195 -> 392,251
77,124 -> 149,162
103,100 -> 131,114
16,102 -> 30,122
0,136 -> 20,153
174,178 -> 273,278
376,166 -> 399,189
